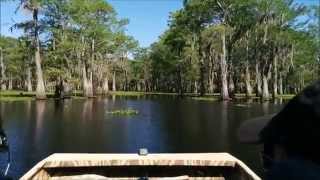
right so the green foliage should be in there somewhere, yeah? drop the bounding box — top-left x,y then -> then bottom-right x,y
106,108 -> 139,116
1,0 -> 319,98
145,0 -> 319,96
0,37 -> 26,79
191,96 -> 218,101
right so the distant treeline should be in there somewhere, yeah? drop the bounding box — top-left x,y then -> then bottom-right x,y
0,0 -> 319,100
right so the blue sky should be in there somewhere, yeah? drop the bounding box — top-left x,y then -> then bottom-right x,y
108,0 -> 183,47
0,0 -> 318,47
0,0 -> 183,47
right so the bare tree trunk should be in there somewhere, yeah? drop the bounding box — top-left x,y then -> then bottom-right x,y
194,80 -> 198,94
299,67 -> 305,91
245,62 -> 252,97
261,21 -> 270,101
82,65 -> 89,96
272,54 -> 278,98
112,71 -> 116,91
290,44 -> 294,68
143,80 -> 147,92
228,74 -> 235,95
34,9 -> 46,99
220,56 -> 229,100
87,39 -> 95,96
198,35 -> 206,96
124,70 -> 128,91
278,72 -> 283,95
82,61 -> 93,98
209,77 -> 214,94
262,75 -> 269,100
24,79 -> 28,90
228,61 -> 235,96
82,67 -> 93,97
245,33 -> 252,97
88,71 -> 93,96
0,47 -> 6,90
137,81 -> 141,91
102,76 -> 109,95
199,60 -> 205,96
177,64 -> 184,96
221,29 -> 229,100
35,44 -> 46,99
263,23 -> 268,44
208,55 -> 215,94
245,63 -> 252,97
262,65 -> 272,100
254,30 -> 262,97
8,75 -> 12,90
26,66 -> 32,92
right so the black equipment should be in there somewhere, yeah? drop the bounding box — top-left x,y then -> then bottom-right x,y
0,129 -> 10,177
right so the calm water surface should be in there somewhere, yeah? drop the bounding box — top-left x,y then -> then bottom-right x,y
0,96 -> 285,179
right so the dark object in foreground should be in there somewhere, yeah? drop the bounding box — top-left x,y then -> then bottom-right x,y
0,118 -> 11,178
0,130 -> 8,152
0,174 -> 12,180
238,80 -> 320,179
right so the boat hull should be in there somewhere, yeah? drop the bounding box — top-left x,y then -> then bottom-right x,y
21,153 -> 261,180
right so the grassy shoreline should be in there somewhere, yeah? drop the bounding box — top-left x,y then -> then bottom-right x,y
0,90 -> 296,102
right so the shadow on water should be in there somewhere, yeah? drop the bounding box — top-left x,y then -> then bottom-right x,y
0,96 -> 287,179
